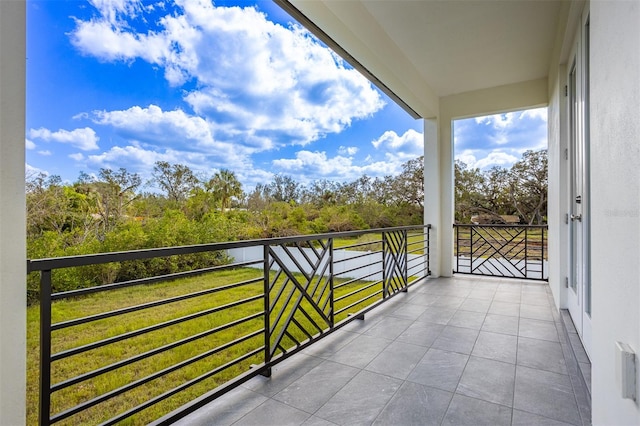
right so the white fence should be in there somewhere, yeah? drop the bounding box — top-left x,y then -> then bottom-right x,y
228,246 -> 424,282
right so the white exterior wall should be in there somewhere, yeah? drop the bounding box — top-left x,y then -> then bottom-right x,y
546,65 -> 568,309
590,1 -> 640,424
0,1 -> 26,424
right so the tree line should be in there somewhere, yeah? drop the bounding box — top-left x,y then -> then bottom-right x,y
26,150 -> 546,301
26,157 -> 423,300
455,149 -> 547,225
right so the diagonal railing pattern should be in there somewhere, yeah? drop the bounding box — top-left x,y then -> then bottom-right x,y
454,224 -> 547,280
383,230 -> 408,297
27,225 -> 430,425
266,239 -> 333,361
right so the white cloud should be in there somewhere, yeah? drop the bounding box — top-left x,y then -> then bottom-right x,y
456,150 -> 478,168
25,139 -> 36,150
38,150 -> 52,156
475,112 -> 515,129
28,127 -> 100,151
93,105 -> 214,147
371,129 -> 423,161
69,153 -> 85,161
70,0 -> 385,146
272,150 -> 403,183
338,146 -> 358,156
372,129 -> 422,151
25,163 -> 49,177
455,149 -> 519,170
87,145 -> 202,170
88,0 -> 146,25
474,152 -> 518,169
520,107 -> 548,122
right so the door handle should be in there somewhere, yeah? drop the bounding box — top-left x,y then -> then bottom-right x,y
571,214 -> 582,222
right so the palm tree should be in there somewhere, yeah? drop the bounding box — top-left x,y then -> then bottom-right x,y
209,169 -> 243,211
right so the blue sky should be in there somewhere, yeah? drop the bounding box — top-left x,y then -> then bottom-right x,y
26,0 -> 547,190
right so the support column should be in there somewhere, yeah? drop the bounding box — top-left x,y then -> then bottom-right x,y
424,117 -> 454,277
0,1 -> 26,424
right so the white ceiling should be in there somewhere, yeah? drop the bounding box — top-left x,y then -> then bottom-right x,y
284,0 -> 566,118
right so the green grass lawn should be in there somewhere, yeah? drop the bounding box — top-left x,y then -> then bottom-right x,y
27,267 -> 386,425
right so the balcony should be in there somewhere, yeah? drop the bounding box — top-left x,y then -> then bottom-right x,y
27,225 -> 591,425
173,276 -> 591,426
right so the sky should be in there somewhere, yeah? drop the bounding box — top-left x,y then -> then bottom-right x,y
26,0 -> 548,191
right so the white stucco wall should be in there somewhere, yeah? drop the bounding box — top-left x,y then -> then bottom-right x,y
590,1 -> 640,424
0,1 -> 26,424
546,61 -> 570,311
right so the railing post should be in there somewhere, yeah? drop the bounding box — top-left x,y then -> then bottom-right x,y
381,231 -> 387,298
470,225 -> 474,273
329,238 -> 335,327
39,270 -> 52,426
540,228 -> 545,280
427,225 -> 431,276
262,244 -> 271,378
402,229 -> 408,292
524,227 -> 529,279
454,224 -> 458,274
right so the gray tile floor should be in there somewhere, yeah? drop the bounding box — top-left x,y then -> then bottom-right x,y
175,276 -> 591,426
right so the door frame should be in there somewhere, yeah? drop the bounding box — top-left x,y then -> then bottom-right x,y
566,7 -> 591,358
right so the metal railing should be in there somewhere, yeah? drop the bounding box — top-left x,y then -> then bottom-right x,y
454,224 -> 548,281
27,225 -> 430,425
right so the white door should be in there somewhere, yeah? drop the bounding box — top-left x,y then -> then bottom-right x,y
567,12 -> 591,358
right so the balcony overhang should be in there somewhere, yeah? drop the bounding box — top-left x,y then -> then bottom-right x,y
277,0 -> 565,119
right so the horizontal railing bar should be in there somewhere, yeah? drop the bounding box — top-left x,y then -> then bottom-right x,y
52,277 -> 263,331
50,260 -> 262,300
334,289 -> 383,316
333,260 -> 382,277
50,330 -> 263,424
28,225 -> 430,271
407,261 -> 427,272
333,280 -> 381,303
99,347 -> 264,426
407,247 -> 426,255
408,264 -> 429,277
50,312 -> 264,393
51,294 -> 262,362
333,270 -> 380,289
407,254 -> 427,264
454,224 -> 547,229
333,250 -> 382,264
406,237 -> 427,246
335,239 -> 383,251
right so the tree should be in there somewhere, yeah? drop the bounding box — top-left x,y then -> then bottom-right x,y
508,149 -> 548,224
151,161 -> 199,204
97,168 -> 142,227
301,179 -> 340,207
209,169 -> 243,211
394,156 -> 424,208
454,161 -> 485,222
73,168 -> 142,236
268,175 -> 300,203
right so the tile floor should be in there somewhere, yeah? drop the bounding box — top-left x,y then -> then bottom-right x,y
175,276 -> 591,426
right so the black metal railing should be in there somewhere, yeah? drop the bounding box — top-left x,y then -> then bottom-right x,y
27,225 -> 430,425
454,224 -> 547,281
